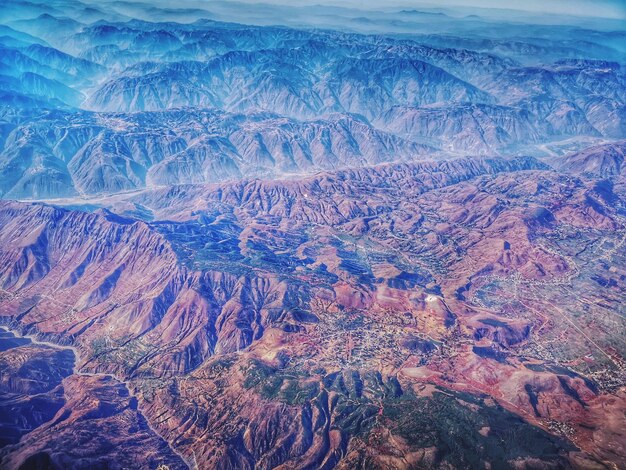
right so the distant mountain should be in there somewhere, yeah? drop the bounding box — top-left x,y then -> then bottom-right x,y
83,51 -> 490,118
10,69 -> 85,101
8,13 -> 85,46
0,109 -> 433,198
21,43 -> 104,82
375,103 -> 543,155
0,13 -> 622,169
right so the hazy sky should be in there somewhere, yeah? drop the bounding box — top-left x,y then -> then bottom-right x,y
236,0 -> 626,19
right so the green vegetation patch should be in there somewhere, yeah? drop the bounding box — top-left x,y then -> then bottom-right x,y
382,388 -> 576,468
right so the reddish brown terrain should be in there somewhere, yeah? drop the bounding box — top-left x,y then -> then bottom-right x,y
1,1 -> 625,468
1,156 -> 624,469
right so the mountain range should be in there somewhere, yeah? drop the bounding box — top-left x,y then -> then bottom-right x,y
0,1 -> 624,469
